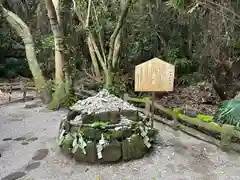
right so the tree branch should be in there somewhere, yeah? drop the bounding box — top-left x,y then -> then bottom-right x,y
90,33 -> 107,71
92,2 -> 107,64
107,0 -> 132,65
44,0 -> 62,38
85,0 -> 92,28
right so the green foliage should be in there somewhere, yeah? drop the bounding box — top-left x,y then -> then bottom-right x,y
154,129 -> 159,136
36,36 -> 55,78
214,100 -> 240,130
61,90 -> 77,108
166,48 -> 191,68
103,130 -> 122,141
196,114 -> 213,122
60,78 -> 77,108
99,72 -> 127,97
46,79 -> 55,93
91,121 -> 108,129
41,36 -> 54,49
0,22 -> 31,78
166,0 -> 192,10
61,133 -> 74,152
47,82 -> 65,110
178,72 -> 205,85
107,83 -> 127,97
1,0 -> 240,99
48,80 -> 77,110
0,58 -> 31,78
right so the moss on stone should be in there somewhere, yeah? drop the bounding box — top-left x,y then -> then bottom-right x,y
66,110 -> 81,121
47,82 -> 66,110
70,126 -> 79,133
120,128 -> 133,139
127,97 -> 151,104
103,130 -> 122,141
196,114 -> 213,122
147,129 -> 158,137
122,135 -> 148,161
73,141 -> 97,163
60,133 -> 74,154
58,108 -> 158,163
80,127 -> 101,140
120,110 -> 143,121
81,112 -> 121,124
101,140 -> 122,163
103,128 -> 133,141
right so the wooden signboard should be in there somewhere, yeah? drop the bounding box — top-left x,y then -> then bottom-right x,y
135,58 -> 175,92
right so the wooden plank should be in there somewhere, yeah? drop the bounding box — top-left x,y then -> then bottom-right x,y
178,123 -> 221,147
0,96 -> 35,106
0,86 -> 36,91
0,82 -> 34,86
220,124 -> 235,152
123,93 -> 129,101
135,58 -> 175,92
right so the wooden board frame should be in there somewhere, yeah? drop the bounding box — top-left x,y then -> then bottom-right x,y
134,58 -> 175,92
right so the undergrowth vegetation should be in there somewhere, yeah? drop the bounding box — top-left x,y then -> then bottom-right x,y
1,0 -> 240,99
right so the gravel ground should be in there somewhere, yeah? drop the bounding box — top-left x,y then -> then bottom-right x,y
1,101 -> 240,180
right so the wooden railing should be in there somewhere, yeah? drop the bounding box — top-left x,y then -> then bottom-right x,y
123,93 -> 240,153
0,81 -> 98,104
0,81 -> 36,103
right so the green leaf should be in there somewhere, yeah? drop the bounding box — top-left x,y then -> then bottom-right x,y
214,100 -> 240,129
57,129 -> 66,146
61,133 -> 74,150
72,137 -> 78,147
91,121 -> 108,129
166,0 -> 192,10
72,144 -> 79,154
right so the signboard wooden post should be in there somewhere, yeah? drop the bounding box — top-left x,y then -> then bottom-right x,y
134,58 -> 175,128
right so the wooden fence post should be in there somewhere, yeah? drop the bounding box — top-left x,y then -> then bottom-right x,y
220,124 -> 234,152
145,101 -> 151,112
123,93 -> 129,101
8,84 -> 12,102
20,81 -> 26,101
172,114 -> 180,131
145,101 -> 151,125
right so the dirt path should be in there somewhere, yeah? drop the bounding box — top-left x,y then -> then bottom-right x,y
0,101 -> 240,180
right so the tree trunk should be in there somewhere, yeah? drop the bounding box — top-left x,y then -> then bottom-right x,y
112,0 -> 124,69
45,0 -> 70,110
75,0 -> 132,89
45,0 -> 65,84
107,0 -> 131,64
140,0 -> 144,14
52,0 -> 61,24
85,0 -> 101,78
87,37 -> 101,77
0,5 -> 51,104
105,0 -> 132,89
112,33 -> 121,69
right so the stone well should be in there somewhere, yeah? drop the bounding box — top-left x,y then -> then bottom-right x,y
57,90 -> 158,163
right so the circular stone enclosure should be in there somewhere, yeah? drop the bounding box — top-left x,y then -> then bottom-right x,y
57,109 -> 158,163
